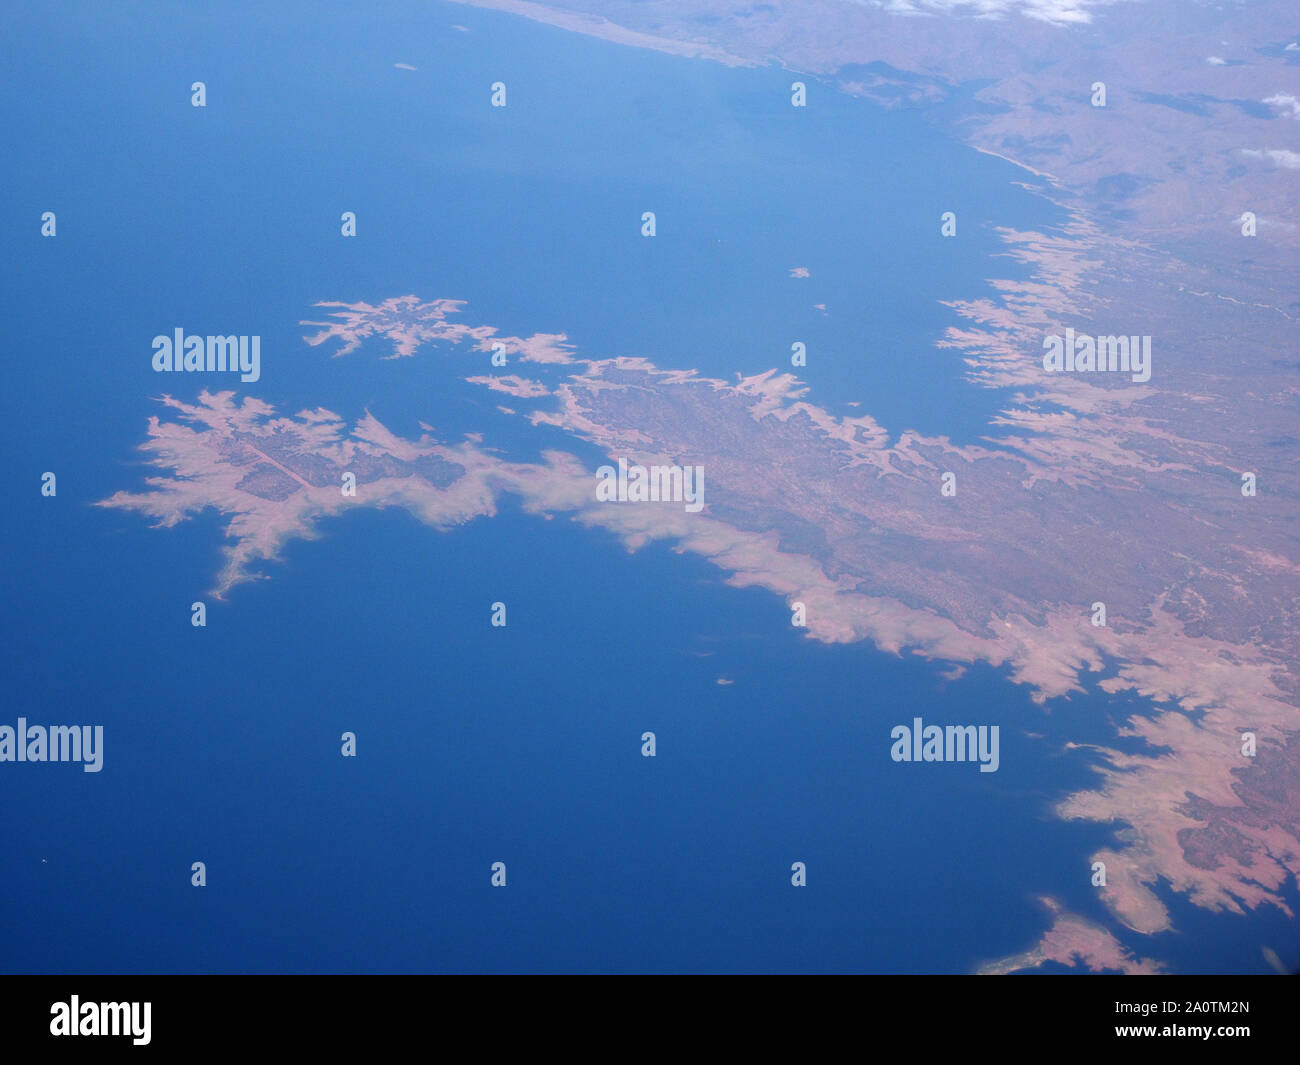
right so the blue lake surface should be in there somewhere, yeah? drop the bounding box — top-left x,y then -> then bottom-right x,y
2,0 -> 1292,973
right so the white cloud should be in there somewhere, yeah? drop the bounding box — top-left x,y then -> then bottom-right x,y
1206,56 -> 1226,66
1239,148 -> 1300,169
851,0 -> 1127,27
1263,93 -> 1300,118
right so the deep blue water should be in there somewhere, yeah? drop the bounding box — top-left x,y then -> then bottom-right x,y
0,498 -> 1137,973
2,0 -> 1061,446
2,0 -> 1290,974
